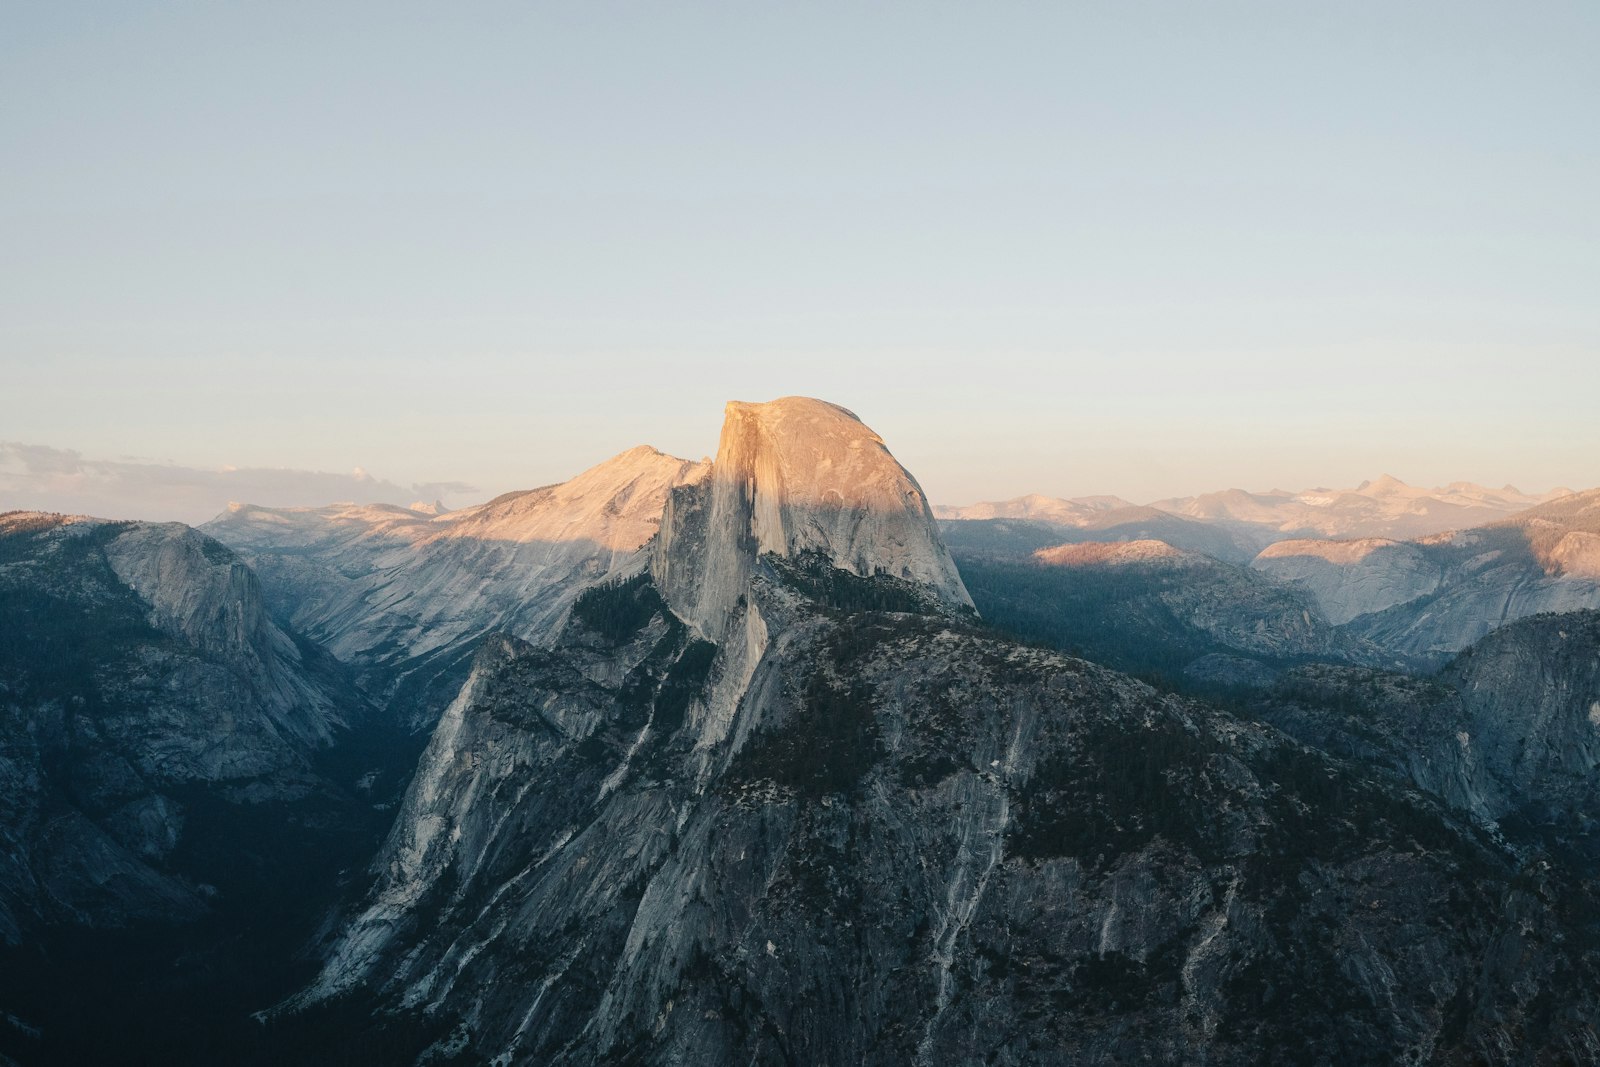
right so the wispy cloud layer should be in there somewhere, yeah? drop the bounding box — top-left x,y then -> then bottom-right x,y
0,442 -> 476,525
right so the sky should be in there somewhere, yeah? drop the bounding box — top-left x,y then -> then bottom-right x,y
2,2 -> 1597,521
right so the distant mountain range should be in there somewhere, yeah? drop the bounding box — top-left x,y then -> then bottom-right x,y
1254,488 -> 1600,666
938,475 -> 1574,546
945,482 -> 1600,676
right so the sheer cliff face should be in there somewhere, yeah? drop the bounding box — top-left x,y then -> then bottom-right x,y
1252,538 -> 1443,626
1446,610 -> 1600,822
0,513 -> 358,943
1245,609 -> 1600,847
293,403 -> 1600,1066
653,397 -> 972,636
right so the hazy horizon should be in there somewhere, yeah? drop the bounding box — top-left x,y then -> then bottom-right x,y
5,4 -> 1596,515
1,430 -> 1585,527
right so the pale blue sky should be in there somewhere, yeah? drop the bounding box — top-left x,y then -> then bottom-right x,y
3,1 -> 1596,515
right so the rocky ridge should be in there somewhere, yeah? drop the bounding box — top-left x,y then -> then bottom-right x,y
203,446 -> 709,727
281,403 -> 1600,1066
0,511 -> 360,944
1252,489 -> 1600,666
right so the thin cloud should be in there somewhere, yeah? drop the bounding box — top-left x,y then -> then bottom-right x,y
0,442 -> 478,526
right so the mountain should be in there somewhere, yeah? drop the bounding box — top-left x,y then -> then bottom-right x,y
953,536 -> 1380,690
203,446 -> 709,728
271,400 -> 1600,1065
941,506 -> 1257,564
653,397 -> 972,635
1253,489 -> 1600,666
933,493 -> 1135,524
0,511 -> 422,1064
1153,476 -> 1569,545
944,478 -> 1572,553
6,404 -> 1597,1066
1248,609 -> 1600,860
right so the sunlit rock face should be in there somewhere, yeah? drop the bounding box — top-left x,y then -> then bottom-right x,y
1248,490 -> 1600,665
1252,538 -> 1442,625
1033,538 -> 1193,567
204,446 -> 709,726
653,397 -> 972,637
1546,530 -> 1600,580
288,401 -> 1600,1067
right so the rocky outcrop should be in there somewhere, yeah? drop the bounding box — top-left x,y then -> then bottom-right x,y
1243,491 -> 1600,666
204,446 -> 709,727
951,536 -> 1384,688
653,397 -> 972,637
1252,538 -> 1442,625
0,512 -> 361,944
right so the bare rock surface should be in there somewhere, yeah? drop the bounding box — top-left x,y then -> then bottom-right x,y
655,397 -> 971,637
1251,491 -> 1600,666
0,512 -> 358,942
287,408 -> 1600,1066
204,447 -> 708,726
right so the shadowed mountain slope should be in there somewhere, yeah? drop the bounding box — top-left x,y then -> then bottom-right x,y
270,403 -> 1600,1066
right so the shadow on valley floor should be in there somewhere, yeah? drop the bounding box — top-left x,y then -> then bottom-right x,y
0,718 -> 428,1067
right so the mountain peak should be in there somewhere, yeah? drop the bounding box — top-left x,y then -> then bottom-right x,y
1359,473 -> 1410,495
717,397 -> 921,520
727,394 -> 862,422
654,397 -> 971,633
